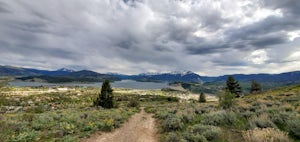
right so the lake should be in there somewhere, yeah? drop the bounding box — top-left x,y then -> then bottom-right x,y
8,80 -> 169,90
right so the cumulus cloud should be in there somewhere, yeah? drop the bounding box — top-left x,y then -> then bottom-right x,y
0,0 -> 299,75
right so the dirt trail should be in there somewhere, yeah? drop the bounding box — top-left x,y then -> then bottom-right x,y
82,108 -> 158,142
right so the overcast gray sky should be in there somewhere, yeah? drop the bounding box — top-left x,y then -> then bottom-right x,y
0,0 -> 300,76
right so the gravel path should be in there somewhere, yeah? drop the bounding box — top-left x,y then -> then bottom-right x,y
82,108 -> 158,142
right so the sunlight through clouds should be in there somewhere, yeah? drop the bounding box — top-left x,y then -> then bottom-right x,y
247,49 -> 268,65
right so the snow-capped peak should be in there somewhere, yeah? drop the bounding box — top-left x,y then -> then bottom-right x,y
56,68 -> 75,72
169,71 -> 194,76
106,72 -> 124,75
139,71 -> 194,76
139,72 -> 161,76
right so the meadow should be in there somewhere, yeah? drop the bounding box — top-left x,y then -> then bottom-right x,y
0,84 -> 299,142
0,87 -> 140,141
145,85 -> 300,142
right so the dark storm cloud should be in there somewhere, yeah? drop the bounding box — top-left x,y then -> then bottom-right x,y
187,43 -> 230,55
227,16 -> 299,42
184,0 -> 300,58
0,41 -> 78,60
0,0 -> 299,75
262,0 -> 300,15
250,36 -> 287,47
0,2 -> 11,13
187,13 -> 299,55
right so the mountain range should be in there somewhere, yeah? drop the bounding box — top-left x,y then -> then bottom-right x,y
1,65 -> 300,85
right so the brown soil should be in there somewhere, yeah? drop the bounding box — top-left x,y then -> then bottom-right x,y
81,108 -> 159,142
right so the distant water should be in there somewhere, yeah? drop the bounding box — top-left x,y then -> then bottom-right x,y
9,80 -> 169,90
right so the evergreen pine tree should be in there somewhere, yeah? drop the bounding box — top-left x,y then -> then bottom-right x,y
94,79 -> 114,108
199,92 -> 206,103
250,80 -> 261,94
226,76 -> 242,97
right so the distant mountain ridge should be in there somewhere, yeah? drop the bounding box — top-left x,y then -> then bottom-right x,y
130,71 -> 202,83
0,65 -> 203,83
1,65 -> 300,84
0,66 -> 118,83
0,66 -> 75,76
105,71 -> 203,83
202,71 -> 300,83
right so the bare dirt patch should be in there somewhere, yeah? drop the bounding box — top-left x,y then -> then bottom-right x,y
81,108 -> 158,142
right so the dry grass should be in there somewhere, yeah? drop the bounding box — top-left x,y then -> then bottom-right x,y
242,128 -> 290,142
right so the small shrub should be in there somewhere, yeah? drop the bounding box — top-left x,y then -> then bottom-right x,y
11,130 -> 40,142
59,135 -> 79,142
144,107 -> 156,113
26,105 -> 44,113
269,111 -> 295,129
55,130 -> 64,138
127,99 -> 139,108
201,110 -> 237,126
22,113 -> 35,122
240,111 -> 255,119
60,122 -> 76,135
162,114 -> 184,132
156,110 -> 173,120
195,106 -> 214,114
180,108 -> 196,123
248,113 -> 277,129
167,97 -> 179,102
286,119 -> 300,139
182,132 -> 207,142
189,124 -> 221,141
219,92 -> 236,109
199,92 -> 206,103
103,118 -> 115,131
31,115 -> 55,130
242,128 -> 290,142
165,132 -> 182,142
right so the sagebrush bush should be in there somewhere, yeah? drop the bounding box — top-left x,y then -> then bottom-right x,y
60,135 -> 79,142
10,130 -> 40,142
31,114 -> 55,131
182,132 -> 207,142
165,132 -> 182,142
242,128 -> 290,142
178,107 -> 196,123
127,99 -> 139,108
188,124 -> 222,141
0,107 -> 137,141
248,113 -> 277,129
22,113 -> 35,122
144,107 -> 156,113
240,111 -> 255,119
162,114 -> 184,132
287,119 -> 300,139
269,111 -> 295,129
167,97 -> 179,102
201,110 -> 237,126
219,92 -> 236,109
155,110 -> 173,120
